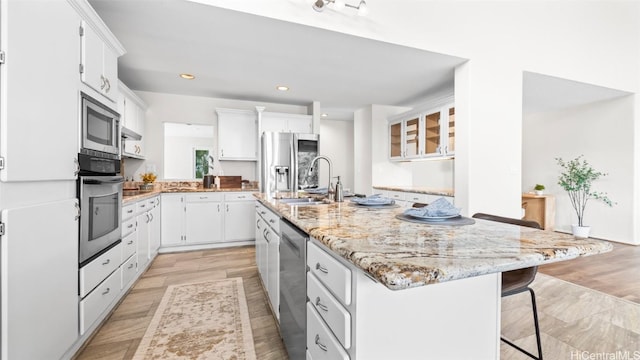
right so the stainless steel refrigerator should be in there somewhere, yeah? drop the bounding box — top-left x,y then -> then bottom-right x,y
261,132 -> 320,194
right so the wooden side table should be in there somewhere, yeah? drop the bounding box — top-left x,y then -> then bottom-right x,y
521,193 -> 556,230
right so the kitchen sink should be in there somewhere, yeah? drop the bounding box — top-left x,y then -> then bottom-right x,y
278,198 -> 327,206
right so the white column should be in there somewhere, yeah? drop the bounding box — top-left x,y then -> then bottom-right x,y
455,60 -> 524,218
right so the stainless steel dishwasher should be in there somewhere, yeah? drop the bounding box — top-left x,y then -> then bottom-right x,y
279,218 -> 308,360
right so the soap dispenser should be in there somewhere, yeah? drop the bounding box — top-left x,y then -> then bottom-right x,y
334,176 -> 344,202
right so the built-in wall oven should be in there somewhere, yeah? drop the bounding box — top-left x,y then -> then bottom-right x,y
78,153 -> 123,267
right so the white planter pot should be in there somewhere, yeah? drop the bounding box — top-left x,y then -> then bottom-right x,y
572,225 -> 591,239
535,190 -> 544,196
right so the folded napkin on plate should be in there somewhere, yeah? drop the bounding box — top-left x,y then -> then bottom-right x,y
304,187 -> 328,195
404,197 -> 460,217
350,194 -> 395,205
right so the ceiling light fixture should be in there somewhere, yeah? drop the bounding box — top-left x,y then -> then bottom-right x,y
179,73 -> 195,80
321,113 -> 328,118
313,0 -> 368,16
276,85 -> 289,91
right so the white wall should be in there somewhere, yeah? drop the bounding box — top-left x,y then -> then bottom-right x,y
131,91 -> 308,181
353,107 -> 373,194
522,96 -> 636,244
319,119 -> 354,192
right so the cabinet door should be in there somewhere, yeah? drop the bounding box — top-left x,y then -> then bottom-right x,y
1,199 -> 78,360
255,213 -> 264,277
404,116 -> 420,158
160,194 -> 184,246
1,1 -> 80,181
423,110 -> 442,156
389,121 -> 403,160
186,202 -> 223,243
137,212 -> 150,269
262,117 -> 287,133
225,201 -> 256,241
217,109 -> 257,160
149,198 -> 161,255
287,117 -> 313,134
266,230 -> 279,319
80,22 -> 105,95
101,45 -> 118,101
445,106 -> 455,155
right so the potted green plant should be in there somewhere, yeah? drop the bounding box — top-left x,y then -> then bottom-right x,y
556,155 -> 613,238
534,184 -> 545,196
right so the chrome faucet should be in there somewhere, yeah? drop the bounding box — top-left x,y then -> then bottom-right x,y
308,155 -> 333,199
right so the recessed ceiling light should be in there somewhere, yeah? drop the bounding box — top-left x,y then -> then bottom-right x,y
321,113 -> 328,117
179,73 -> 195,80
276,85 -> 289,91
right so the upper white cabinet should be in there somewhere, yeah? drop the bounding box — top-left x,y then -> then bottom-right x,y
118,80 -> 147,158
78,7 -> 125,103
216,108 -> 257,161
0,0 -> 81,182
388,98 -> 455,161
261,112 -> 313,134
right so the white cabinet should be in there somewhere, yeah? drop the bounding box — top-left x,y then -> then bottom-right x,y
388,99 -> 455,160
161,193 -> 186,246
119,80 -> 147,158
216,108 -> 257,161
79,16 -> 125,102
0,199 -> 78,360
224,193 -> 255,242
262,111 -> 313,134
186,193 -> 223,244
0,0 -> 81,182
255,201 -> 280,318
149,197 -> 161,255
136,203 -> 150,269
162,192 -> 255,249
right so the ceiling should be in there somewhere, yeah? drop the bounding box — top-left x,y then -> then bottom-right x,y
89,0 -> 466,121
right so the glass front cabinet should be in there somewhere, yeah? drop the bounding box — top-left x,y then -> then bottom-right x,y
388,101 -> 454,161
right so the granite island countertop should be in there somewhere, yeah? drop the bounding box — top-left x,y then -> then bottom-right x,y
255,193 -> 612,291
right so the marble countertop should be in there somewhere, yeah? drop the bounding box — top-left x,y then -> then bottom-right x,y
373,185 -> 454,197
255,194 -> 612,291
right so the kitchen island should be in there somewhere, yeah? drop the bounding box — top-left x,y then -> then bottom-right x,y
255,194 -> 612,359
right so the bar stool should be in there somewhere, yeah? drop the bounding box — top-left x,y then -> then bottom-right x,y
472,213 -> 543,360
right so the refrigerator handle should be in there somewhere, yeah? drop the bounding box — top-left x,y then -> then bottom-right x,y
291,136 -> 297,192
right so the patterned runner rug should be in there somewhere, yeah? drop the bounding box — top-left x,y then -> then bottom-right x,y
133,278 -> 257,360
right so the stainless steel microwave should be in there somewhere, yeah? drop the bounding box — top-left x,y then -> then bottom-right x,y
81,92 -> 120,159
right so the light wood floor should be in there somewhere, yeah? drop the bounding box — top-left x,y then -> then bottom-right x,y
75,240 -> 639,359
74,246 -> 288,360
540,241 -> 640,303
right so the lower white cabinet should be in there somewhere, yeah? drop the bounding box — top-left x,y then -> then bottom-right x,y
137,207 -> 150,269
79,243 -> 122,298
224,193 -> 255,242
307,239 -> 500,360
137,195 -> 160,268
161,192 -> 254,249
121,254 -> 138,288
0,199 -> 78,360
80,267 -> 122,334
186,193 -> 223,244
255,201 -> 280,319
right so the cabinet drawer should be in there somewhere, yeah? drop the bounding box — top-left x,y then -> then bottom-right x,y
387,191 -> 405,201
79,243 -> 122,298
224,192 -> 253,202
308,241 -> 351,306
122,216 -> 136,238
256,201 -> 280,234
122,231 -> 137,260
122,203 -> 136,221
404,192 -> 428,204
147,196 -> 159,208
121,254 -> 137,288
307,272 -> 351,349
79,267 -> 121,335
136,200 -> 150,213
307,303 -> 350,360
186,192 -> 223,202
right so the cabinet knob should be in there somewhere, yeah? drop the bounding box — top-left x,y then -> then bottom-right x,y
102,287 -> 110,295
315,296 -> 329,312
102,259 -> 110,266
315,262 -> 328,274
